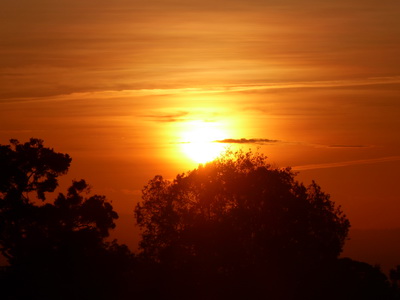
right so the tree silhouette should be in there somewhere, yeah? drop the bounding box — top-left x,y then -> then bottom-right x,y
3,140 -> 395,299
135,150 -> 351,299
0,138 -> 72,263
0,138 -> 71,202
325,258 -> 394,300
0,139 -> 134,300
390,265 -> 400,299
391,265 -> 400,287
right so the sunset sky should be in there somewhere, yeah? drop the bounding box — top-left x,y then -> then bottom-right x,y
1,0 -> 400,269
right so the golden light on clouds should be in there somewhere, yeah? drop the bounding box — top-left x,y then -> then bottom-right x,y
179,120 -> 228,164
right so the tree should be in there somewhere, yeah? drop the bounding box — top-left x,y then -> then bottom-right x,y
390,265 -> 400,287
0,139 -> 134,300
323,258 -> 394,300
0,138 -> 73,263
135,149 -> 350,298
0,139 -> 119,265
0,138 -> 71,202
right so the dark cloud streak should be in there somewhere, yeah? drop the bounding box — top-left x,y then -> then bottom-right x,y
214,139 -> 371,149
143,111 -> 189,122
215,138 -> 280,144
328,144 -> 369,148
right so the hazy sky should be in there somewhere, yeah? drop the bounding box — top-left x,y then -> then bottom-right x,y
1,0 -> 400,262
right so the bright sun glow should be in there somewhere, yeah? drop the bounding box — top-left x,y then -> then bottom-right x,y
180,121 -> 228,164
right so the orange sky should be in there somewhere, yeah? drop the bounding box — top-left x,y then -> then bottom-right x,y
1,0 -> 400,269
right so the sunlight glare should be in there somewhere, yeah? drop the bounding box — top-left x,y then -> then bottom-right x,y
180,121 -> 228,164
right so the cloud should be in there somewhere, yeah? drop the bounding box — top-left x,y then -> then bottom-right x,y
215,138 -> 280,144
292,156 -> 400,171
327,144 -> 369,148
143,111 -> 189,122
214,138 -> 371,148
4,76 -> 400,103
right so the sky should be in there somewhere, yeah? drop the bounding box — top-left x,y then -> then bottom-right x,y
1,0 -> 400,270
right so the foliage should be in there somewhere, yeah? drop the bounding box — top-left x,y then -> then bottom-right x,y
135,149 -> 351,298
317,258 -> 393,300
0,139 -> 119,264
0,138 -> 71,202
0,139 -> 133,300
1,139 -> 397,299
136,150 -> 349,263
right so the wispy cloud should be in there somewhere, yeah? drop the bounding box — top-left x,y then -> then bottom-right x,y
215,138 -> 280,144
143,111 -> 189,123
327,144 -> 369,148
214,138 -> 370,149
292,156 -> 400,171
131,76 -> 400,96
4,76 -> 400,103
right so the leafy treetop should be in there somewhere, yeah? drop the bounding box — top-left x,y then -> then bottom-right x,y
0,138 -> 71,202
135,150 -> 350,276
0,138 -> 118,266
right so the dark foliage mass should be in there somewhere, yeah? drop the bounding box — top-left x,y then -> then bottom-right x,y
135,150 -> 396,299
0,139 -> 399,299
0,139 -> 135,300
136,150 -> 350,263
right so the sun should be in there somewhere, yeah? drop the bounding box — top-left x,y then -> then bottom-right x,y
180,121 -> 228,164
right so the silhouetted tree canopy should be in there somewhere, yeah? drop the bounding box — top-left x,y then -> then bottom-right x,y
0,138 -> 71,202
0,139 -> 118,264
0,139 -> 134,300
135,150 -> 351,298
328,258 -> 393,300
1,140 -> 397,299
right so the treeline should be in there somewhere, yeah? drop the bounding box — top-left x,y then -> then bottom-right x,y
0,139 -> 399,299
